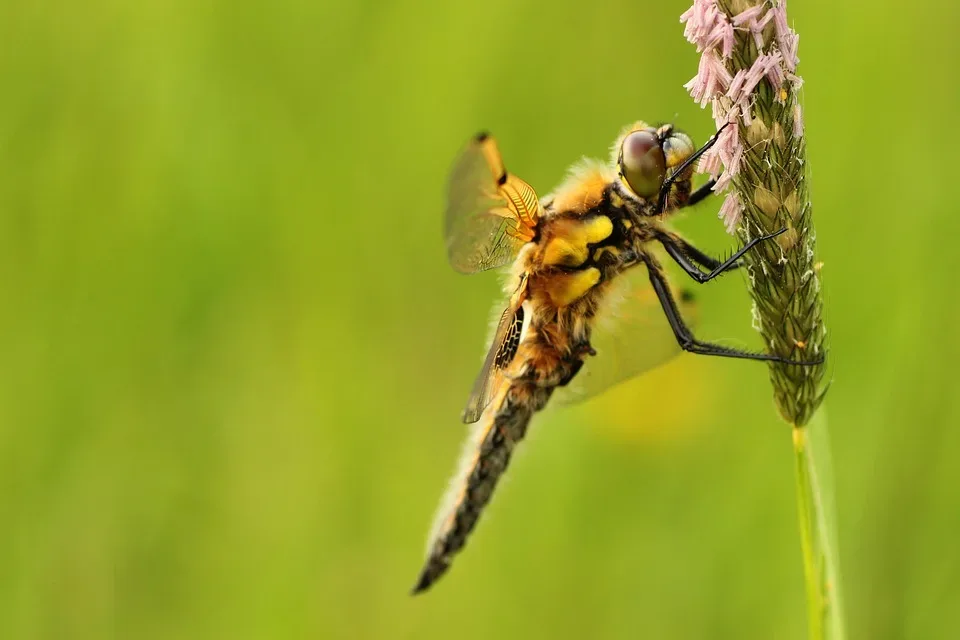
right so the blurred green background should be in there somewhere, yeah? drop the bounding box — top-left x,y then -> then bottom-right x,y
1,0 -> 958,638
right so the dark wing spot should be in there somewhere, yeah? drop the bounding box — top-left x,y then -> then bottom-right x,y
680,288 -> 696,303
493,306 -> 524,369
475,131 -> 490,142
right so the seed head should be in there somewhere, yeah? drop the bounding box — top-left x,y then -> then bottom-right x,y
681,0 -> 827,426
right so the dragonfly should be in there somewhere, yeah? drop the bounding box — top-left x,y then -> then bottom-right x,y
413,121 -> 820,594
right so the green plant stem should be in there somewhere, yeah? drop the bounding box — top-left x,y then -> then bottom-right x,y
793,409 -> 845,640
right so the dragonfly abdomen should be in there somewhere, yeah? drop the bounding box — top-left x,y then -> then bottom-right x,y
413,380 -> 553,594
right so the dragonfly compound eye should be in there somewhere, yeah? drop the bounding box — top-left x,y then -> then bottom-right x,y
619,130 -> 666,199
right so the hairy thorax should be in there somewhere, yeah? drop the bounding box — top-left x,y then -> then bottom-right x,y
506,195 -> 640,389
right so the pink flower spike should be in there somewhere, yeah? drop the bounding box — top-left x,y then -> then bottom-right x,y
679,1 -> 698,25
719,21 -> 736,58
684,74 -> 702,103
718,192 -> 743,234
685,50 -> 732,106
680,4 -> 701,43
681,0 -> 735,57
725,138 -> 743,177
755,7 -> 775,31
732,5 -> 764,26
771,4 -> 800,71
765,51 -> 786,92
710,100 -> 725,128
789,32 -> 800,69
681,0 -> 718,48
727,69 -> 747,102
702,19 -> 735,56
698,145 -> 723,176
793,104 -> 804,137
713,168 -> 734,192
732,3 -> 775,49
780,32 -> 799,71
719,118 -> 740,155
707,120 -> 742,191
725,55 -> 777,126
729,53 -> 778,106
772,2 -> 790,39
710,101 -> 739,129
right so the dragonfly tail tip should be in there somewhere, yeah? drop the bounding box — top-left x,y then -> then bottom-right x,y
410,571 -> 433,596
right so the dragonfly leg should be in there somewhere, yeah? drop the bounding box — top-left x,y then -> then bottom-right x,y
557,360 -> 585,387
644,257 -> 823,365
556,343 -> 596,387
657,228 -> 787,284
686,178 -> 716,207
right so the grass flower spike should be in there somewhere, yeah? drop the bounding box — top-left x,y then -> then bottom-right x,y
681,2 -> 843,639
681,0 -> 824,424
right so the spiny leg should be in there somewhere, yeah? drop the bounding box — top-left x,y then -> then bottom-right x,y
643,256 -> 822,365
661,233 -> 731,271
657,228 -> 787,284
657,121 -> 731,215
687,177 -> 716,207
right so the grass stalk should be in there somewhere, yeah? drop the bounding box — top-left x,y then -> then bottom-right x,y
794,410 -> 845,639
679,2 -> 844,637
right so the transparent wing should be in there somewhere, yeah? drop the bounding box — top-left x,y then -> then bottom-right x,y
461,276 -> 529,423
445,133 -> 541,274
555,258 -> 697,406
460,304 -> 521,423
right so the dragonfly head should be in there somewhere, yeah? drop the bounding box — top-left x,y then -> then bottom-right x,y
616,123 -> 696,201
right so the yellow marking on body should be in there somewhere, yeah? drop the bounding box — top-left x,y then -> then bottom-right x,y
665,151 -> 691,170
542,236 -> 587,267
582,215 -> 613,243
609,191 -> 624,208
664,138 -> 694,168
541,216 -> 613,268
622,219 -> 633,230
545,268 -> 601,307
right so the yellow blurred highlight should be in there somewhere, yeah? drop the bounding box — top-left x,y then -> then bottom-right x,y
577,354 -> 717,444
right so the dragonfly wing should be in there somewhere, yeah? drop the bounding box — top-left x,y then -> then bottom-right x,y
461,303 -> 524,423
445,133 -> 541,274
555,258 -> 697,406
461,276 -> 529,423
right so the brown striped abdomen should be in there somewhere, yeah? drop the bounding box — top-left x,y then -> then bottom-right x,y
412,381 -> 553,594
